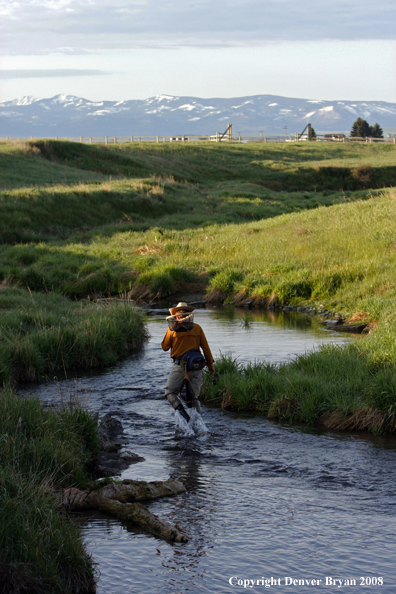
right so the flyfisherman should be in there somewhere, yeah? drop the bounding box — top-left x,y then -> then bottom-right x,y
161,302 -> 215,422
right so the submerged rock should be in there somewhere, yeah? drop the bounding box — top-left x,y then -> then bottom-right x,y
98,412 -> 129,452
95,450 -> 145,476
96,413 -> 144,475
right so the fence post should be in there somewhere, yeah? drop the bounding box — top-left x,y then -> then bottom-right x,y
105,136 -> 108,144
228,123 -> 232,141
216,132 -> 219,143
307,123 -> 312,141
156,136 -> 159,143
80,136 -> 83,143
264,136 -> 267,143
295,133 -> 299,143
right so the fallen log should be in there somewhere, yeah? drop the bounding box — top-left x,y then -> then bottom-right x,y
62,478 -> 188,542
63,478 -> 186,510
98,500 -> 189,543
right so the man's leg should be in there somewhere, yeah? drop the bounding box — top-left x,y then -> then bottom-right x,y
188,399 -> 202,414
167,393 -> 190,422
187,370 -> 203,414
165,365 -> 190,421
165,364 -> 184,400
166,392 -> 180,409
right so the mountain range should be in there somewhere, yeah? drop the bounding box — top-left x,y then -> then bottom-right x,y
1,94 -> 395,138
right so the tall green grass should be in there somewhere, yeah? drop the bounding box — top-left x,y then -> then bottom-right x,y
201,337 -> 396,433
0,288 -> 148,384
0,388 -> 99,593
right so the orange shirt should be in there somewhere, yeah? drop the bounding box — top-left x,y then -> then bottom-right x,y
161,323 -> 214,365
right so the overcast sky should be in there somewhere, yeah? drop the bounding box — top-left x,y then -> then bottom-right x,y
0,0 -> 395,102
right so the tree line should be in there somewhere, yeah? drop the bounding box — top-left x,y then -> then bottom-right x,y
350,118 -> 383,138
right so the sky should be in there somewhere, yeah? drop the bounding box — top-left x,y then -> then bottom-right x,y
0,0 -> 395,103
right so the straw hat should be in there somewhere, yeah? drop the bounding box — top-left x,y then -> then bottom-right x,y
168,302 -> 195,316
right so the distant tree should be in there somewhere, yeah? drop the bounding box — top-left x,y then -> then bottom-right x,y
369,123 -> 384,138
350,118 -> 371,138
350,118 -> 384,138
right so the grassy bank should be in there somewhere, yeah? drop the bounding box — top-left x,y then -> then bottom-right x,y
201,338 -> 396,433
0,387 -> 99,593
0,288 -> 148,384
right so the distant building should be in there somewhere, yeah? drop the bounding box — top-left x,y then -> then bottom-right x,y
324,133 -> 346,140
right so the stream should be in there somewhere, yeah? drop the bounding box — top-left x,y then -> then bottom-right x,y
26,308 -> 396,593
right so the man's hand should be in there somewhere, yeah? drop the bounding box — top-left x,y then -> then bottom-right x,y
208,363 -> 215,377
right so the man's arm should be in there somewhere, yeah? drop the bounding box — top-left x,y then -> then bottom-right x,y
161,329 -> 172,352
199,329 -> 214,368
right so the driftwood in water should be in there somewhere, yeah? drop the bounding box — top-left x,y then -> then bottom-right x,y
62,479 -> 188,542
63,478 -> 186,510
99,500 -> 189,543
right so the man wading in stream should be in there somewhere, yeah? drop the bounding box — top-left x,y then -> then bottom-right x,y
161,302 -> 215,423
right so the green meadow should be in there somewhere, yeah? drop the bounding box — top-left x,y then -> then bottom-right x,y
1,138 -> 396,590
1,139 -> 396,418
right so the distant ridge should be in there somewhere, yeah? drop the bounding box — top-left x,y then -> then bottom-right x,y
1,93 -> 395,137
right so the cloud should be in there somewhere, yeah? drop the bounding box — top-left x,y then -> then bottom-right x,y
0,69 -> 109,78
1,0 -> 395,55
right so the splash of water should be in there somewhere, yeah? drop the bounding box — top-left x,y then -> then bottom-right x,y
174,407 -> 209,437
189,408 -> 210,436
174,409 -> 195,437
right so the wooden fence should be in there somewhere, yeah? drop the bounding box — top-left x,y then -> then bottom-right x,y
1,134 -> 395,144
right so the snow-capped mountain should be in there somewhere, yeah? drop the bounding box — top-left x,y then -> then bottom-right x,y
0,94 -> 395,137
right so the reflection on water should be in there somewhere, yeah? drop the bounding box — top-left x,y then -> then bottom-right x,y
24,308 -> 396,594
